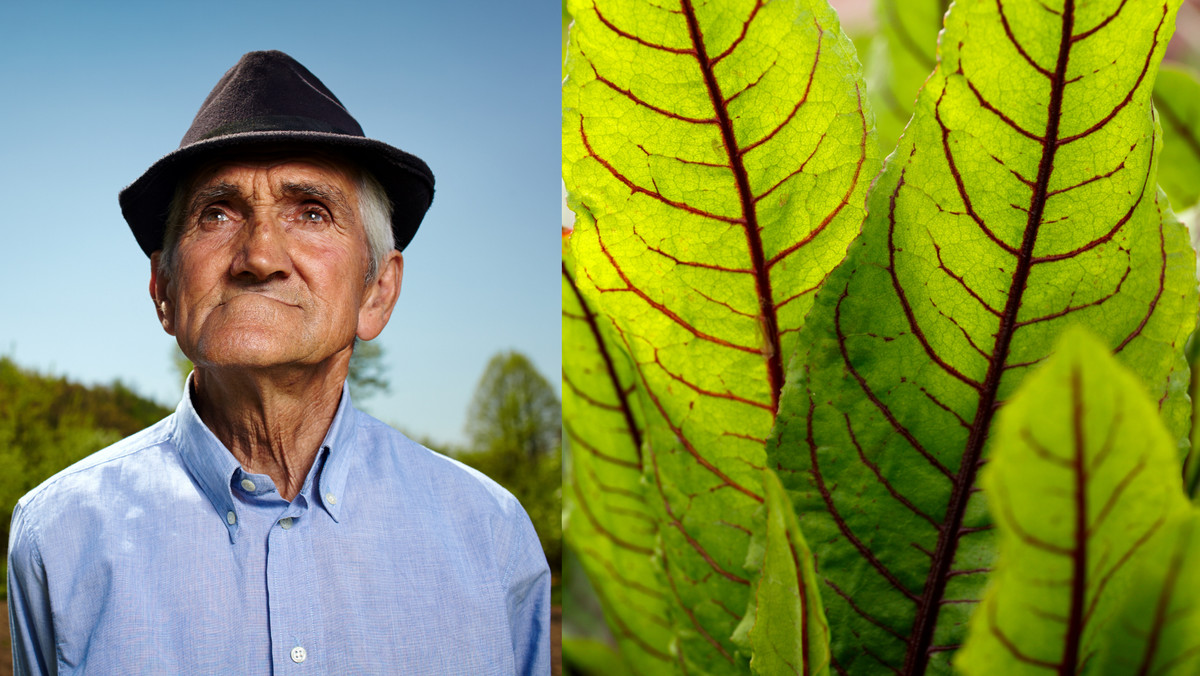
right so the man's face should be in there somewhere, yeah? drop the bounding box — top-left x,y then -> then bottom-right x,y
152,154 -> 399,372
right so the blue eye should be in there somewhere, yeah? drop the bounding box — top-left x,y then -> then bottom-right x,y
296,206 -> 333,226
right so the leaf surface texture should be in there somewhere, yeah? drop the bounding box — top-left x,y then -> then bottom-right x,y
562,236 -> 679,675
1093,510 -> 1200,675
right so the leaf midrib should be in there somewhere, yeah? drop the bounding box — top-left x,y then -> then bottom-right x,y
1063,366 -> 1089,671
904,3 -> 1077,672
679,0 -> 784,411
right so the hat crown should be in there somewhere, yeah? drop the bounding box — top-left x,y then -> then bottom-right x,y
181,50 -> 364,146
120,50 -> 434,257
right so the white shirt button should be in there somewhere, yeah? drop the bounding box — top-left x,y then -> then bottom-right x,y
240,478 -> 256,492
279,517 -> 294,530
291,646 -> 307,663
325,493 -> 337,505
226,511 -> 236,525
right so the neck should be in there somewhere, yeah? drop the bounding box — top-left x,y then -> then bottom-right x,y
190,354 -> 349,501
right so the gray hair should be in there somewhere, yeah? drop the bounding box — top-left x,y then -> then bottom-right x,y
159,165 -> 395,282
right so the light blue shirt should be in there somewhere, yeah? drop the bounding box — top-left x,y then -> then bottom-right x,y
7,382 -> 550,675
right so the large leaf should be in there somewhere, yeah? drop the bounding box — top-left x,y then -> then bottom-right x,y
562,0 -> 878,670
1153,63 -> 1200,211
865,0 -> 948,155
768,0 -> 1193,673
955,328 -> 1192,675
562,233 -> 679,675
732,469 -> 831,676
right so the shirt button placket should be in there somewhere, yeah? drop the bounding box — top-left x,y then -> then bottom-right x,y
268,506 -> 323,671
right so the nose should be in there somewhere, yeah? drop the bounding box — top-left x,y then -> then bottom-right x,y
230,212 -> 292,282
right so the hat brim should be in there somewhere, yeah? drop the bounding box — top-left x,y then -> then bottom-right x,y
119,130 -> 435,257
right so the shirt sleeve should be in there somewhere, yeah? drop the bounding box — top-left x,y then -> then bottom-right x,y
502,506 -> 551,676
8,500 -> 57,676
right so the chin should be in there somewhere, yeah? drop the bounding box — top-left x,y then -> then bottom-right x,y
191,329 -> 308,370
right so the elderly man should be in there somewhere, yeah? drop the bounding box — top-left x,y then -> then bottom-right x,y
7,51 -> 550,675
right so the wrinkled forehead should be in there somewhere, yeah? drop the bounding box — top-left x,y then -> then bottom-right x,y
181,147 -> 363,204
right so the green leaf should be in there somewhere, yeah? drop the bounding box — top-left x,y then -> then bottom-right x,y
1092,509 -> 1200,675
1153,63 -> 1200,211
564,0 -> 574,78
865,0 -> 948,155
563,637 -> 639,676
768,0 -> 1193,673
562,235 -> 679,675
562,0 -> 879,670
732,469 -> 830,676
955,328 -> 1192,675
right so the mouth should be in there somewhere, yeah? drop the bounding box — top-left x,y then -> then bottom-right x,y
221,291 -> 301,308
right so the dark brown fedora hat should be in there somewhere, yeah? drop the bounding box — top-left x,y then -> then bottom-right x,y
119,50 -> 435,256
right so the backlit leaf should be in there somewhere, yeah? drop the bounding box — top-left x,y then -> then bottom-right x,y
865,0 -> 948,155
1153,63 -> 1200,211
1093,509 -> 1200,675
562,234 -> 679,675
768,0 -> 1192,673
955,328 -> 1192,675
563,0 -> 879,670
731,469 -> 830,676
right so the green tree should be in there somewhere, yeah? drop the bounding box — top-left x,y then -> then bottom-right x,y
467,351 -> 562,461
346,339 -> 389,403
460,351 -> 562,572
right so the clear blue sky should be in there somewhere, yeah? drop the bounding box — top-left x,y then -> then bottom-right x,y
0,1 -> 559,447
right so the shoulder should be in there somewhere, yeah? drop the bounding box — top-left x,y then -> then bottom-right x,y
347,411 -> 546,581
12,415 -> 179,534
351,411 -> 526,520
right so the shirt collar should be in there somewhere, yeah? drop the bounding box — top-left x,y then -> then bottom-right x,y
172,375 -> 359,542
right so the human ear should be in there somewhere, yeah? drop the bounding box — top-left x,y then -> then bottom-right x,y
149,251 -> 177,336
356,251 -> 403,341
